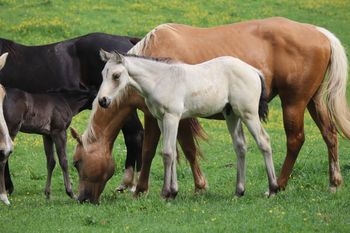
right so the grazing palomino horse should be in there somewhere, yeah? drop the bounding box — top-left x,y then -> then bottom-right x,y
0,53 -> 14,205
72,17 -> 349,200
97,52 -> 279,198
0,33 -> 144,195
3,88 -> 96,199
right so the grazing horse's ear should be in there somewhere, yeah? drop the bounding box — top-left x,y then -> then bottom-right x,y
70,127 -> 83,145
0,52 -> 9,70
99,49 -> 113,62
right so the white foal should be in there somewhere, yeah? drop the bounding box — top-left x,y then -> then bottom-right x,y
97,50 -> 279,199
0,53 -> 14,205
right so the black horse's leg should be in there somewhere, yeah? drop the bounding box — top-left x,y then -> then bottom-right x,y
43,135 -> 56,199
116,110 -> 144,192
4,161 -> 13,194
51,130 -> 74,198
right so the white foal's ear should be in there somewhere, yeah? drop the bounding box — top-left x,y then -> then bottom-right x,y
0,53 -> 9,70
113,51 -> 125,64
99,49 -> 113,62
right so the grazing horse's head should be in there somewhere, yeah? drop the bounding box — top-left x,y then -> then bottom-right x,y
0,53 -> 13,162
97,50 -> 130,109
70,128 -> 115,204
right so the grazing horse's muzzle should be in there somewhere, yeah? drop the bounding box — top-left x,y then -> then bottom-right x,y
98,97 -> 111,108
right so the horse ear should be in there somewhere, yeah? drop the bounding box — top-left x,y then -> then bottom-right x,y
0,52 -> 9,70
70,127 -> 83,145
99,49 -> 113,62
114,52 -> 125,64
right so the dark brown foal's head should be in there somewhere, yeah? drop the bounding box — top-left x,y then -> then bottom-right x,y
70,128 -> 115,204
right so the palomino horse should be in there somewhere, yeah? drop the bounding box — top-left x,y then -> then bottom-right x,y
97,52 -> 279,198
0,33 -> 144,195
72,17 -> 348,201
3,88 -> 95,199
0,53 -> 14,205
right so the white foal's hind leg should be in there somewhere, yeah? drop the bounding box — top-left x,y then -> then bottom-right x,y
223,110 -> 247,197
159,114 -> 180,199
243,115 -> 279,196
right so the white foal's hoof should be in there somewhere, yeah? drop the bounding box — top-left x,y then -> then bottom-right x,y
0,193 -> 10,206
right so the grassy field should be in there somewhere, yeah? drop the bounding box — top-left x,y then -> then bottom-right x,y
1,0 -> 350,232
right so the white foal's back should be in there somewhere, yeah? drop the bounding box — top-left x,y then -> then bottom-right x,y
152,56 -> 263,119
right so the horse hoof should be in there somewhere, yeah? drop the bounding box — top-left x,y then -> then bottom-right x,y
329,186 -> 337,193
235,190 -> 245,197
115,184 -> 128,193
161,190 -> 178,200
0,194 -> 10,206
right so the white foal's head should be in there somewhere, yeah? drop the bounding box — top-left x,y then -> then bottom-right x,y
98,50 -> 130,108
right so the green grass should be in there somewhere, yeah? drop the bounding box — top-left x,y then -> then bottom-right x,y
1,0 -> 350,232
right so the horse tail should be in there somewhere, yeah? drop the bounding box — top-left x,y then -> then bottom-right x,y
316,27 -> 350,139
257,71 -> 269,122
187,118 -> 208,159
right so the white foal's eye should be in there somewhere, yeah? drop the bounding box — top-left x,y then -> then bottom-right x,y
112,73 -> 120,81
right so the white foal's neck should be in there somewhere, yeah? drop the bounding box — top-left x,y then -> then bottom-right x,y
124,56 -> 172,97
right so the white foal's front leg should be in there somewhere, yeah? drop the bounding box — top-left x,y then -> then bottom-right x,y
223,110 -> 247,197
159,114 -> 180,199
243,116 -> 279,196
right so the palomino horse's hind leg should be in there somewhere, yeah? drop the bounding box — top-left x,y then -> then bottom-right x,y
135,115 -> 160,197
43,135 -> 56,199
307,99 -> 342,192
159,114 -> 180,200
177,119 -> 208,193
243,115 -> 278,196
117,113 -> 144,193
277,102 -> 306,190
51,131 -> 75,198
223,111 -> 247,197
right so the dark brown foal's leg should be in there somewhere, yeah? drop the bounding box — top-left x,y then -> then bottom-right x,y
43,135 -> 56,199
307,99 -> 342,192
134,115 -> 160,197
177,119 -> 207,193
277,102 -> 306,189
51,130 -> 74,198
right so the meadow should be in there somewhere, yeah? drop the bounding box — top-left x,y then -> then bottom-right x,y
0,0 -> 350,232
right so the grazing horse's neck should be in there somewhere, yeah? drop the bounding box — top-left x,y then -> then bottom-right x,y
125,57 -> 169,96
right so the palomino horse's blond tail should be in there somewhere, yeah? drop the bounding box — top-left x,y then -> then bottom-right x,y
317,27 -> 350,139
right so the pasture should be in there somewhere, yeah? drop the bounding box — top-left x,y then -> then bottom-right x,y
1,0 -> 350,232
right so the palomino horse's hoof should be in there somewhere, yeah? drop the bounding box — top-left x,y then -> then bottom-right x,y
115,184 -> 128,193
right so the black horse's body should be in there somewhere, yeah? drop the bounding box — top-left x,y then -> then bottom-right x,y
0,33 -> 144,195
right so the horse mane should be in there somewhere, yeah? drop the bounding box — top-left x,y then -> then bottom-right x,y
124,53 -> 178,64
82,98 -> 99,146
127,23 -> 177,55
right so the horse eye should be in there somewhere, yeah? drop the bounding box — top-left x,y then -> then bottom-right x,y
73,160 -> 79,169
112,73 -> 120,80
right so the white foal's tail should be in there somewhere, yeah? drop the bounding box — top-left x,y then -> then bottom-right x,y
316,27 -> 350,139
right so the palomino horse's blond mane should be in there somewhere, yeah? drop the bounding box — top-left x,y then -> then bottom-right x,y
128,24 -> 177,56
82,85 -> 131,147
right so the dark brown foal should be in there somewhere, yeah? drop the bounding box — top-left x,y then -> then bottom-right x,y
3,88 -> 95,199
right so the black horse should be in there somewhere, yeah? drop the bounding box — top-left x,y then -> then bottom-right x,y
4,88 -> 96,198
0,33 -> 144,196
